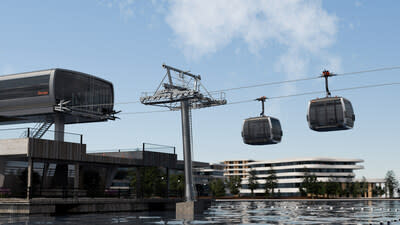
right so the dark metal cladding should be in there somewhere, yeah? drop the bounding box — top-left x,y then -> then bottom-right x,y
307,96 -> 355,132
242,116 -> 283,145
0,68 -> 114,125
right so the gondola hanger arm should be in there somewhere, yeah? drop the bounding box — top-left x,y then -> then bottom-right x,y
256,96 -> 268,116
321,70 -> 336,97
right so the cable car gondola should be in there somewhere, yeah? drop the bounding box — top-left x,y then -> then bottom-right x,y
307,70 -> 355,132
242,96 -> 282,145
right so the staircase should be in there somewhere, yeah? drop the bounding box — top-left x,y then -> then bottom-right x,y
21,122 -> 53,139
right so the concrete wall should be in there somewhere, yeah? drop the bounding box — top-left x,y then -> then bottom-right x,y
29,138 -> 86,161
89,151 -> 177,168
0,138 -> 177,168
0,138 -> 29,156
0,198 -> 178,214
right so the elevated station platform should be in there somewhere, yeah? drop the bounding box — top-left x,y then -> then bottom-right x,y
0,198 -> 179,214
0,138 -> 178,204
0,138 -> 177,168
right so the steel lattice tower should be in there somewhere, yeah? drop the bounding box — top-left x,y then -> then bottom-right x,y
140,64 -> 227,202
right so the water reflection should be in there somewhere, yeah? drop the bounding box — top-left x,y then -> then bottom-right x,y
1,200 -> 400,224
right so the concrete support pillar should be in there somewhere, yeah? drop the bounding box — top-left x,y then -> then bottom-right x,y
40,162 -> 49,196
180,100 -> 195,202
27,158 -> 33,199
55,113 -> 65,142
136,167 -> 142,199
74,163 -> 79,198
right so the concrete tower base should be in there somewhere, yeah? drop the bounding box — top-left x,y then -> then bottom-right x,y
175,200 -> 212,221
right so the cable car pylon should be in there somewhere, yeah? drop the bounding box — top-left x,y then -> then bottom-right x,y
140,64 -> 226,202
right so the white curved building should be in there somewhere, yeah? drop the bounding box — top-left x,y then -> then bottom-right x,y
235,157 -> 364,197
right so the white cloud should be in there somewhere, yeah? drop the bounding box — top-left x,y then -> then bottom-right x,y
325,56 -> 342,73
164,0 -> 342,102
234,47 -> 241,56
118,0 -> 136,19
103,0 -> 341,83
165,0 -> 337,59
101,0 -> 136,19
275,48 -> 309,78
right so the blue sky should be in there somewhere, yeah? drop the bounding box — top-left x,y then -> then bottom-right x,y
1,0 -> 399,179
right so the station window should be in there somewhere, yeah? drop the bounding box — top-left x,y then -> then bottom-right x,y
0,75 -> 50,100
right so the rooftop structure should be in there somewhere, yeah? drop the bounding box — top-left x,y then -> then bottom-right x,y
0,68 -> 117,141
0,68 -> 116,125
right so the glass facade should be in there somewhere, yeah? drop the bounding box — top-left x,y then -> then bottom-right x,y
55,71 -> 114,114
0,75 -> 50,100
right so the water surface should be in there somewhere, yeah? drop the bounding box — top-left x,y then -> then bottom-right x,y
2,200 -> 400,225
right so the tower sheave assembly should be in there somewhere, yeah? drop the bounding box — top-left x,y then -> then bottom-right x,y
141,64 -> 226,202
0,68 -> 117,140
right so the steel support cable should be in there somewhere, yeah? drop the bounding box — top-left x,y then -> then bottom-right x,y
69,66 -> 400,109
209,65 -> 400,93
73,81 -> 400,115
209,76 -> 320,93
121,81 -> 400,113
335,66 -> 400,77
226,82 -> 400,105
120,109 -> 171,115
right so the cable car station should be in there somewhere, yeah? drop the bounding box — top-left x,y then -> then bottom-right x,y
0,69 -> 180,214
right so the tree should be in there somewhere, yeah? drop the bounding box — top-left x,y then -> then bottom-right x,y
350,181 -> 361,198
372,185 -> 385,197
128,167 -> 167,198
264,167 -> 277,198
227,176 -> 242,196
299,168 -> 318,198
169,174 -> 184,198
343,182 -> 352,197
317,181 -> 326,197
210,179 -> 225,197
360,176 -> 368,197
385,170 -> 398,198
326,177 -> 339,198
248,170 -> 258,197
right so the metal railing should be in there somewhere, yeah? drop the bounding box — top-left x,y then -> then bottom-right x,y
88,143 -> 176,155
0,127 -> 83,144
2,186 -> 179,199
